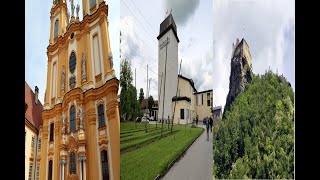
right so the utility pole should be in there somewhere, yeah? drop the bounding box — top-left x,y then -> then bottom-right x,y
161,36 -> 169,137
135,68 -> 137,128
146,64 -> 148,115
157,73 -> 163,129
171,59 -> 182,133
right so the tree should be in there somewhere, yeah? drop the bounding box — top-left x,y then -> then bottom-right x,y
139,88 -> 144,104
148,95 -> 154,117
213,70 -> 294,179
120,59 -> 139,121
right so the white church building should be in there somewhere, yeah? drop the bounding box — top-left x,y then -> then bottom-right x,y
157,13 -> 213,125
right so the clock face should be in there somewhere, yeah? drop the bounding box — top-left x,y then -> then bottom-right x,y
69,52 -> 76,74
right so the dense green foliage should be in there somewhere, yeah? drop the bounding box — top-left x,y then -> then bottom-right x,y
148,95 -> 154,115
139,88 -> 144,103
121,122 -> 204,180
213,70 -> 294,179
120,59 -> 141,121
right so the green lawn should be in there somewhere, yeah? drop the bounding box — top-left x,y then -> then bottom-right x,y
120,122 -> 204,180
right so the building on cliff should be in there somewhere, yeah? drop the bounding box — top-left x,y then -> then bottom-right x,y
224,38 -> 254,116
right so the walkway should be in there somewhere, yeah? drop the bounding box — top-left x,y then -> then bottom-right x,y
161,124 -> 213,180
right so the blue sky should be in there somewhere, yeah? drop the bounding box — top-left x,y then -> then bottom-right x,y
25,0 -> 120,104
212,0 -> 295,109
120,0 -> 214,101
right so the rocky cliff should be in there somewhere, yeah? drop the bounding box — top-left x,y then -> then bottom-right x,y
224,38 -> 253,116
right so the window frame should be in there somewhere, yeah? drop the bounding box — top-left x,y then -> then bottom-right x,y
69,152 -> 76,174
180,109 -> 184,120
70,105 -> 76,132
49,123 -> 54,142
101,150 -> 110,180
69,52 -> 77,74
54,19 -> 59,38
98,104 -> 106,128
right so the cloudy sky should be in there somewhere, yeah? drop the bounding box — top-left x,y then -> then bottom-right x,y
212,0 -> 295,110
120,0 -> 214,102
121,0 -> 294,111
25,0 -> 120,104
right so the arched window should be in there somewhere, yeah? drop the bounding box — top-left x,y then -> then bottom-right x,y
101,150 -> 109,180
98,104 -> 105,128
50,123 -> 54,142
69,152 -> 76,174
48,160 -> 53,180
70,106 -> 76,132
69,52 -> 76,74
90,0 -> 96,9
54,20 -> 59,38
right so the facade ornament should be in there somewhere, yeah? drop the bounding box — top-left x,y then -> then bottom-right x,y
79,106 -> 83,129
60,159 -> 67,164
76,4 -> 80,18
61,65 -> 65,93
62,111 -> 66,134
67,12 -> 70,24
69,73 -> 76,89
78,156 -> 86,161
70,0 -> 75,17
81,53 -> 87,82
109,52 -> 113,69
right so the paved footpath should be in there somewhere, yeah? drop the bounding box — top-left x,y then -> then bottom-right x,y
161,124 -> 213,180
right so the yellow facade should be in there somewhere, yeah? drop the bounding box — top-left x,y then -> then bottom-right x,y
39,1 -> 120,180
171,75 -> 213,124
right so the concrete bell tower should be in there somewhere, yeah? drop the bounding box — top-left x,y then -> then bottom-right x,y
157,13 -> 179,122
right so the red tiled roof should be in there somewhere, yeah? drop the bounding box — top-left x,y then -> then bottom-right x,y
25,81 -> 43,130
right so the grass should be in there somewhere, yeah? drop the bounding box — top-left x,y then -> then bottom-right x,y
120,122 -> 204,180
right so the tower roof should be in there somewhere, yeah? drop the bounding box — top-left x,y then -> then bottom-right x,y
157,13 -> 180,42
25,81 -> 43,130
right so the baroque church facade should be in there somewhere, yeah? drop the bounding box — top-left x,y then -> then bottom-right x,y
38,0 -> 120,179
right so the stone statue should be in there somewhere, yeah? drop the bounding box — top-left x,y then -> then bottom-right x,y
79,106 -> 83,129
67,12 -> 70,24
70,0 -> 75,17
61,66 -> 65,93
81,53 -> 87,82
62,111 -> 66,134
76,4 -> 80,18
109,52 -> 113,69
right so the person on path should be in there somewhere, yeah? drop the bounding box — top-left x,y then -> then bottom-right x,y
206,116 -> 210,141
196,115 -> 199,127
209,116 -> 213,132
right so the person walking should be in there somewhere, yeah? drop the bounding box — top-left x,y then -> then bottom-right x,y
196,115 -> 199,127
206,116 -> 210,141
209,116 -> 213,132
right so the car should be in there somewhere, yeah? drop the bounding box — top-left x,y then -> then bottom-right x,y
150,116 -> 155,121
141,116 -> 150,123
135,117 -> 142,122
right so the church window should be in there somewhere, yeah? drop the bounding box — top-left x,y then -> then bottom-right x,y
98,104 -> 105,128
54,20 -> 59,38
50,123 -> 54,142
70,105 -> 76,132
101,150 -> 109,180
69,52 -> 76,74
93,34 -> 101,76
90,0 -> 96,9
70,152 -> 76,174
48,160 -> 52,180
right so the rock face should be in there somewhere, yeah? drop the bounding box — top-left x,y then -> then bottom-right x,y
224,38 -> 253,115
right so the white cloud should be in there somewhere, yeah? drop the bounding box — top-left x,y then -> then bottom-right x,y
212,0 -> 295,111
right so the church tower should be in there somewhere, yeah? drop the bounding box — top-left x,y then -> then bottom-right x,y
157,13 -> 179,121
39,0 -> 120,179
